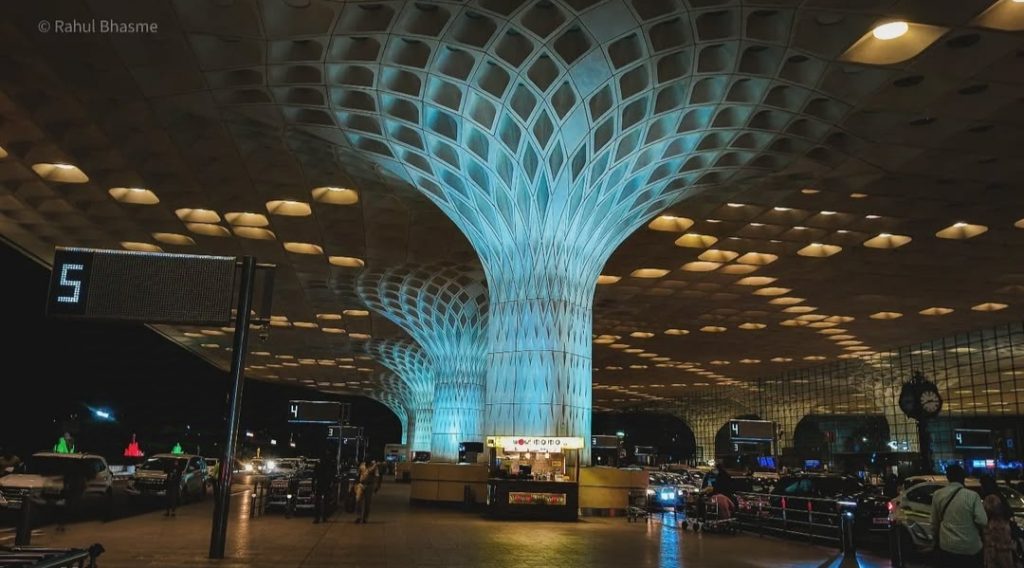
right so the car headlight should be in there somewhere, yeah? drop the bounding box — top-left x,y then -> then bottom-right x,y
243,463 -> 253,472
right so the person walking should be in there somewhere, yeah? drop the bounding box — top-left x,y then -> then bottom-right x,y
313,451 -> 335,524
164,461 -> 183,517
355,459 -> 379,524
980,475 -> 1015,568
930,464 -> 987,567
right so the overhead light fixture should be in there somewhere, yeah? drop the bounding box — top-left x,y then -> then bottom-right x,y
225,212 -> 270,227
820,211 -> 836,216
283,242 -> 323,255
596,275 -> 621,285
919,307 -> 954,316
700,326 -> 727,333
674,233 -> 718,249
936,222 -> 988,240
664,329 -> 689,335
233,227 -> 277,240
631,268 -> 669,278
32,162 -> 89,183
266,200 -> 312,216
176,208 -> 221,223
648,215 -> 695,232
726,203 -> 744,208
311,186 -> 359,205
863,233 -> 912,249
682,261 -> 722,272
801,188 -> 820,195
629,331 -> 654,339
328,256 -> 365,268
865,214 -> 880,220
121,241 -> 162,252
343,309 -> 369,317
872,21 -> 909,40
152,233 -> 196,246
971,302 -> 1008,312
109,187 -> 159,205
773,207 -> 791,212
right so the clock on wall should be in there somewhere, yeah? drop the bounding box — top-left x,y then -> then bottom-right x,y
898,371 -> 943,420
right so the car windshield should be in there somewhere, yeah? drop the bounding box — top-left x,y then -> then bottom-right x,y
23,456 -> 83,476
139,457 -> 185,473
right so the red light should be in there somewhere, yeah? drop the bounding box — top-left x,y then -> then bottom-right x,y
887,501 -> 894,512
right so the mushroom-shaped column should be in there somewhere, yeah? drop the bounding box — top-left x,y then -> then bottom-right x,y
363,338 -> 435,453
358,264 -> 488,462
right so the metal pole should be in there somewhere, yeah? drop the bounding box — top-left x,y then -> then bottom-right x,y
15,497 -> 32,545
209,256 -> 257,559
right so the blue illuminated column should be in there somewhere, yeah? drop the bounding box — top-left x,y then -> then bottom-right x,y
358,264 -> 488,462
363,339 -> 435,453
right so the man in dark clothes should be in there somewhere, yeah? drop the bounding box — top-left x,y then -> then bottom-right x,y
313,451 -> 336,524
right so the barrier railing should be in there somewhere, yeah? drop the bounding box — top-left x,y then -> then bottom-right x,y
249,475 -> 270,518
0,544 -> 104,568
733,491 -> 855,553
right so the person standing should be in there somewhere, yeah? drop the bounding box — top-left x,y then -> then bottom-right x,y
980,475 -> 1015,568
57,462 -> 87,532
930,464 -> 986,567
312,451 -> 335,524
164,462 -> 183,517
355,459 -> 378,524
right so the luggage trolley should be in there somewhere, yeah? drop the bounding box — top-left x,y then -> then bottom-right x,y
627,489 -> 651,523
685,493 -> 739,534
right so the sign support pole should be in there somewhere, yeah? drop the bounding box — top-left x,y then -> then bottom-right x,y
209,256 -> 256,559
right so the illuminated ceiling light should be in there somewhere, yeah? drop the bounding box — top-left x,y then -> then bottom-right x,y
770,357 -> 793,363
176,208 -> 221,223
870,311 -> 903,320
726,203 -> 745,208
201,343 -> 221,349
782,306 -> 817,314
292,322 -> 318,329
0,145 -> 6,158
109,187 -> 159,205
328,256 -> 365,268
201,329 -> 224,336
629,365 -> 648,370
795,314 -> 827,322
749,223 -> 764,227
181,225 -> 222,241
349,333 -> 371,340
638,353 -> 657,358
919,307 -> 954,316
698,249 -> 739,263
1016,219 -> 1024,229
801,188 -> 820,195
311,186 -> 359,205
631,268 -> 669,278
596,275 -> 621,285
343,309 -> 369,317
183,332 -> 203,338
972,302 -> 1008,312
872,21 -> 909,40
31,162 -> 89,183
850,193 -> 868,199
283,242 -> 323,255
225,212 -> 270,227
629,331 -> 655,339
317,313 -> 342,320
266,200 -> 312,216
769,297 -> 805,305
609,343 -> 629,349
797,243 -> 843,257
863,233 -> 912,249
674,233 -> 718,249
827,335 -> 856,341
819,211 -> 837,216
706,219 -> 721,223
152,233 -> 196,246
664,329 -> 689,336
593,335 -> 618,344
233,227 -> 277,240
736,252 -> 778,265
773,207 -> 791,212
753,287 -> 791,296
648,215 -> 695,232
709,360 -> 731,365
738,322 -> 766,330
807,321 -> 837,328
720,264 -> 759,274
739,358 -> 761,364
735,276 -> 776,286
121,241 -> 162,252
823,315 -> 855,323
935,222 -> 988,239
700,326 -> 727,333
780,319 -> 809,327
803,355 -> 827,361
681,261 -> 722,272
269,320 -> 291,328
836,340 -> 863,346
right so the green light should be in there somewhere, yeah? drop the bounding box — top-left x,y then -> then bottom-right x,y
53,437 -> 75,454
616,431 -> 625,438
171,443 -> 184,455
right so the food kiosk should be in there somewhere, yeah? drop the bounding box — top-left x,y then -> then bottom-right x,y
486,436 -> 583,521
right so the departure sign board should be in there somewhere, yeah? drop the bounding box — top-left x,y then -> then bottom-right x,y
288,400 -> 343,424
46,248 -> 237,325
954,429 -> 993,450
729,419 -> 776,441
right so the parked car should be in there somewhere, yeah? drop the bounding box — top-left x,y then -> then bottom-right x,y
764,474 -> 891,542
647,473 -> 684,509
889,477 -> 1024,562
0,452 -> 113,511
126,454 -> 208,502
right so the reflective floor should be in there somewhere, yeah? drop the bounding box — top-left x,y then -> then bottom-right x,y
9,482 -> 896,567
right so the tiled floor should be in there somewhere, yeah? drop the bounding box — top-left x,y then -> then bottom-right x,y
13,482 -> 893,567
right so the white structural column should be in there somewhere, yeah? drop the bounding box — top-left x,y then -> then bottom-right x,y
364,339 -> 436,453
358,264 -> 487,462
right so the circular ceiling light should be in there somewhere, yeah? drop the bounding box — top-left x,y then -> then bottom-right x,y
872,21 -> 909,40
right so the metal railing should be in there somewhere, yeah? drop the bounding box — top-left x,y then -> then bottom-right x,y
248,476 -> 270,518
733,492 -> 856,552
0,544 -> 104,568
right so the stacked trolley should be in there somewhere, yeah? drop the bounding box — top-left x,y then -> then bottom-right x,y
626,488 -> 651,522
683,493 -> 739,534
0,544 -> 104,568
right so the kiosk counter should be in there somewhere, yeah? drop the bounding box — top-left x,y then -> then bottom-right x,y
485,436 -> 583,521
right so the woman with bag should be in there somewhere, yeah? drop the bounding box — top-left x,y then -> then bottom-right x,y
980,476 -> 1015,568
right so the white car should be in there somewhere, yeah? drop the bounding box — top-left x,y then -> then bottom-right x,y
889,477 -> 1024,562
0,452 -> 112,510
126,454 -> 208,501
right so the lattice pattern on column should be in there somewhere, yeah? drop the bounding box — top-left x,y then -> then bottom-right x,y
363,338 -> 436,452
357,263 -> 488,462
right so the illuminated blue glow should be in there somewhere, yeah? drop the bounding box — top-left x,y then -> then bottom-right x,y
57,263 -> 84,303
363,339 -> 435,452
358,265 -> 487,462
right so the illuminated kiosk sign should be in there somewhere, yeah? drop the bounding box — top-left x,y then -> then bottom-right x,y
729,420 -> 776,441
46,247 -> 237,324
486,436 -> 584,453
287,400 -> 343,424
954,429 -> 993,450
